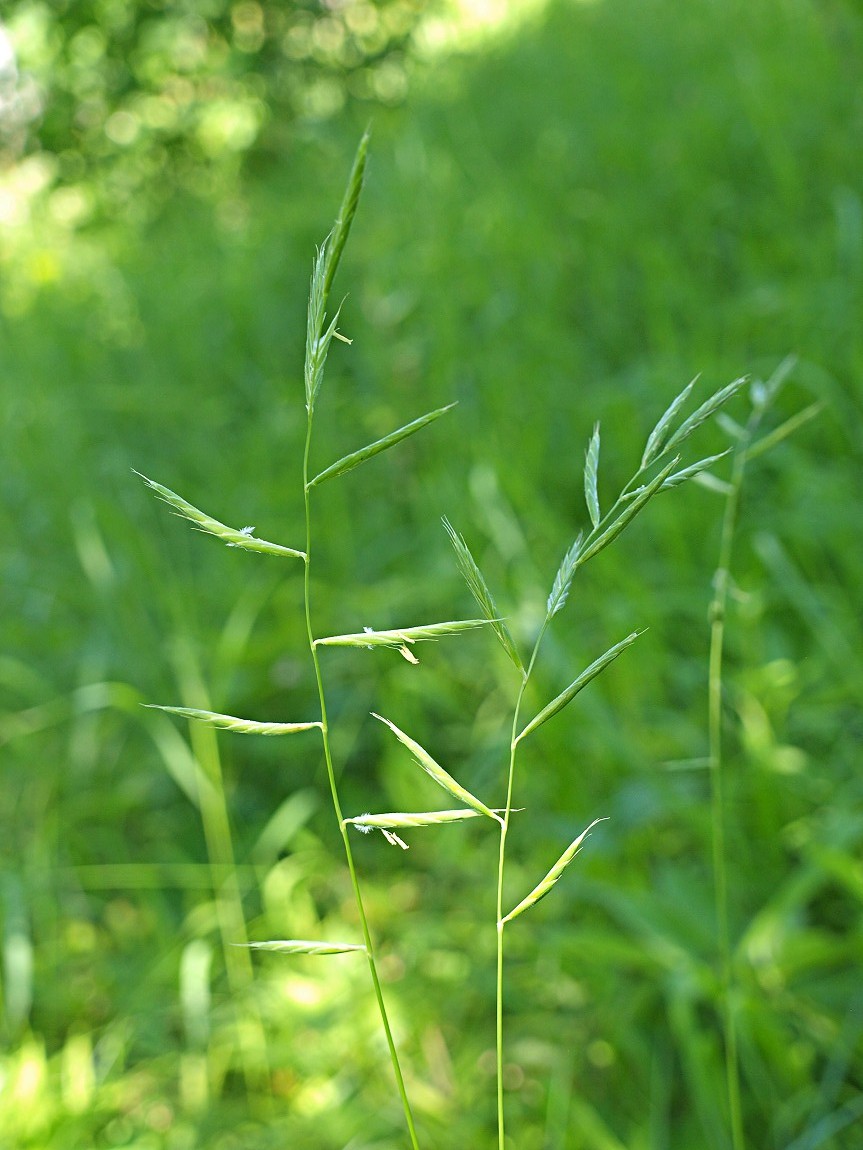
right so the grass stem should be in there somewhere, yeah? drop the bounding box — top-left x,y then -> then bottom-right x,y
496,623 -> 546,1149
302,413 -> 421,1150
708,408 -> 762,1150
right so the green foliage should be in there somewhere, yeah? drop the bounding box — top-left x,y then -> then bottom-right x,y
0,1 -> 430,214
1,0 -> 862,1146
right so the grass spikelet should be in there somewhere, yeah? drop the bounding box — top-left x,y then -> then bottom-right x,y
546,535 -> 583,620
308,404 -> 457,488
322,127 -> 369,301
305,296 -> 343,412
135,473 -> 305,559
584,423 -> 601,528
663,376 -> 748,453
501,818 -> 607,924
577,457 -> 678,566
344,809 -> 487,831
145,706 -> 322,736
372,713 -> 503,824
640,375 -> 698,467
442,518 -> 524,674
516,631 -> 643,744
660,449 -> 732,490
315,619 -> 490,650
242,940 -> 366,956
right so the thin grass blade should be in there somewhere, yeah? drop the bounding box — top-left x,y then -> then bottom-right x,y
577,457 -> 679,567
584,423 -> 601,529
660,450 -> 731,490
345,809 -> 487,831
146,706 -> 321,736
501,818 -> 607,923
516,631 -> 642,743
640,376 -> 698,467
546,535 -> 582,620
308,404 -> 456,488
136,473 -> 305,559
663,376 -> 748,453
373,713 -> 502,824
315,619 -> 490,649
242,940 -> 365,956
442,518 -> 524,674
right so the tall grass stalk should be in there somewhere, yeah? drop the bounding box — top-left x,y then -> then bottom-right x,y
445,380 -> 749,1148
300,321 -> 422,1150
140,134 -> 428,1145
706,358 -> 820,1150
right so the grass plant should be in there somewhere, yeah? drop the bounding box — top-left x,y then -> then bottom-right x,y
704,358 -> 821,1150
0,3 -> 858,1144
442,376 -> 752,1147
139,138 -> 757,1146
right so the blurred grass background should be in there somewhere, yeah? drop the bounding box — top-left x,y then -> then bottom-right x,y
1,0 -> 861,1147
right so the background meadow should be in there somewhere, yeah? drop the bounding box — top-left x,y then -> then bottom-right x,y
1,1 -> 861,1147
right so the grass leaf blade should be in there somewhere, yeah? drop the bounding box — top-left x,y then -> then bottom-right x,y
308,403 -> 456,488
640,376 -> 698,467
501,818 -> 606,923
136,472 -> 306,559
584,423 -> 601,529
517,631 -> 642,743
146,706 -> 321,736
442,518 -> 524,673
373,713 -> 502,823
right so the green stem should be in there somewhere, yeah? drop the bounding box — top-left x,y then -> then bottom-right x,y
708,415 -> 760,1150
302,411 -> 421,1150
496,620 -> 548,1150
